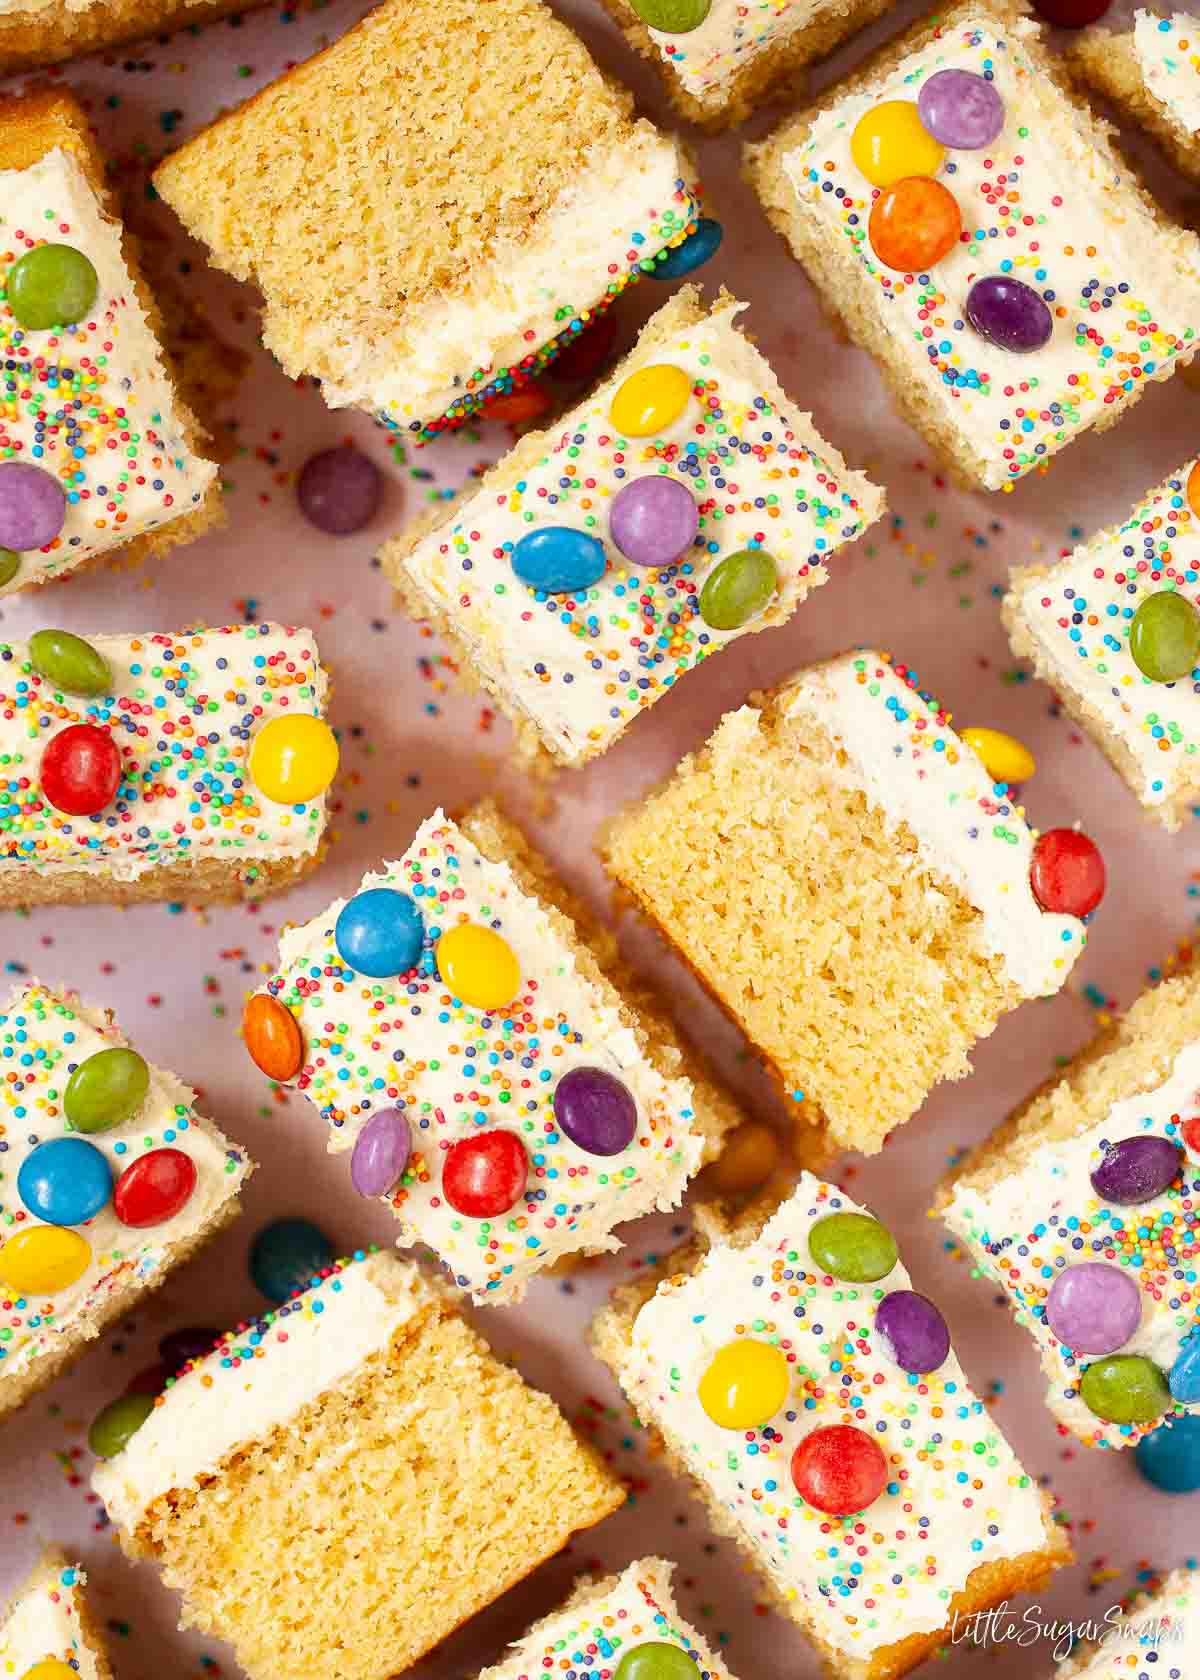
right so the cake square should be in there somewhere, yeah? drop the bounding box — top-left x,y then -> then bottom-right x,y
1004,458 -> 1200,831
1055,1568 -> 1197,1677
246,800 -> 743,1303
0,980 -> 252,1422
589,1180 -> 1070,1680
93,1250 -> 625,1680
0,621 -> 335,906
0,89 -> 221,595
603,649 -> 1097,1156
0,0 -> 260,77
937,962 -> 1200,1450
745,0 -> 1200,492
153,0 -> 711,442
1,1550 -> 115,1680
383,289 -> 883,769
1069,12 -> 1200,188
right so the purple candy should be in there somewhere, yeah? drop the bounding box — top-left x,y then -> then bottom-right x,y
350,1106 -> 411,1198
917,69 -> 1005,149
609,474 -> 699,569
297,446 -> 383,535
0,461 -> 67,551
553,1066 -> 638,1156
874,1290 -> 950,1374
1045,1261 -> 1142,1354
1090,1134 -> 1183,1205
158,1326 -> 220,1372
965,276 -> 1053,354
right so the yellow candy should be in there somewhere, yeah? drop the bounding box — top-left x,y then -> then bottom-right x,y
0,1226 -> 91,1295
961,726 -> 1036,784
698,1337 -> 790,1429
23,1665 -> 79,1680
610,363 -> 692,438
248,714 -> 339,805
705,1120 -> 780,1195
436,924 -> 521,1011
850,100 -> 945,188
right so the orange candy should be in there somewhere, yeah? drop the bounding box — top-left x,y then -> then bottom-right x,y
243,992 -> 303,1082
1188,460 -> 1200,519
486,385 -> 552,423
868,176 -> 962,274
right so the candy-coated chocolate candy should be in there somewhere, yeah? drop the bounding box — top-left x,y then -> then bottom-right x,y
511,526 -> 607,594
1090,1135 -> 1182,1205
40,723 -> 122,816
335,887 -> 424,978
159,1326 -> 219,1372
64,1046 -> 149,1134
610,364 -> 692,438
296,446 -> 382,535
1029,828 -> 1105,917
874,1290 -> 950,1373
704,1119 -> 780,1195
7,243 -> 98,330
350,1106 -> 411,1197
916,69 -> 1005,148
442,1129 -> 528,1217
809,1210 -> 898,1282
965,275 -> 1053,353
609,475 -> 699,569
126,1362 -> 169,1396
486,385 -> 553,423
1045,1262 -> 1142,1354
791,1423 -> 888,1514
250,1216 -> 334,1304
24,1662 -> 78,1680
1080,1353 -> 1170,1425
548,313 -> 618,385
1129,590 -> 1200,682
1169,1329 -> 1200,1404
18,1136 -> 112,1226
629,0 -> 710,28
850,101 -> 945,188
1188,460 -> 1200,520
0,461 -> 67,551
698,1337 -> 790,1429
1183,1116 -> 1200,1156
248,713 -> 339,805
868,176 -> 961,273
613,1645 -> 700,1680
699,547 -> 778,630
0,1225 -> 90,1294
243,992 -> 303,1082
0,549 -> 18,587
1134,1413 -> 1200,1493
28,628 -> 111,698
553,1066 -> 638,1156
1031,0 -> 1112,24
88,1391 -> 155,1459
436,923 -> 521,1011
651,218 -> 724,278
113,1147 -> 197,1228
961,726 -> 1035,783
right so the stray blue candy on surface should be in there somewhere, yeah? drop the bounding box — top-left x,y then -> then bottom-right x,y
250,1216 -> 334,1304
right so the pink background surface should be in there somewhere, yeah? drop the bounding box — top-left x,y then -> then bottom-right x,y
2,1 -> 1198,1675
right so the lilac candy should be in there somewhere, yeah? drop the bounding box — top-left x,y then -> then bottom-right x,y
1090,1135 -> 1183,1205
0,461 -> 67,550
553,1066 -> 638,1156
874,1290 -> 950,1374
965,276 -> 1053,354
297,446 -> 383,535
917,69 -> 1005,149
609,474 -> 699,569
350,1106 -> 411,1197
1045,1261 -> 1142,1354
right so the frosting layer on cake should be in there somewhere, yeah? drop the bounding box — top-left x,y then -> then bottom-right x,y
0,1559 -> 102,1680
1134,10 -> 1200,134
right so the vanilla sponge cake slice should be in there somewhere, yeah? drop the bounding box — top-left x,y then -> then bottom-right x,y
937,961 -> 1200,1451
0,89 -> 220,595
1,1550 -> 115,1680
1056,1567 -> 1198,1677
589,1181 -> 1070,1680
384,289 -> 884,769
1069,12 -> 1200,187
0,980 -> 252,1421
603,650 -> 1099,1157
0,0 -> 261,77
153,0 -> 711,442
93,1250 -> 625,1680
244,800 -> 743,1304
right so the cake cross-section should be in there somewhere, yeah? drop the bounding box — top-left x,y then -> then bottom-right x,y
1070,11 -> 1200,186
1,1550 -> 115,1680
1055,1566 -> 1197,1677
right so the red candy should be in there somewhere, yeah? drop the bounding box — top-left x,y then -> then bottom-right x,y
126,1362 -> 169,1395
113,1147 -> 198,1228
1030,828 -> 1106,917
548,312 -> 619,385
1030,0 -> 1111,25
485,386 -> 553,424
791,1423 -> 889,1515
442,1130 -> 528,1218
40,723 -> 122,816
1182,1117 -> 1200,1156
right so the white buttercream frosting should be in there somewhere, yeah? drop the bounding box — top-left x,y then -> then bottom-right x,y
0,1559 -> 101,1680
1134,10 -> 1200,135
1057,1567 -> 1198,1677
640,0 -> 822,100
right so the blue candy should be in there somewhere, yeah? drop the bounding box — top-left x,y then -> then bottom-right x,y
1169,1327 -> 1200,1404
249,1216 -> 334,1304
1134,1413 -> 1200,1494
335,887 -> 423,978
18,1136 -> 112,1226
650,218 -> 724,280
511,527 -> 606,594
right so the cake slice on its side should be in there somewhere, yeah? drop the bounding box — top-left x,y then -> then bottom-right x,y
0,1550 -> 115,1680
1055,1567 -> 1198,1676
1068,12 -> 1200,186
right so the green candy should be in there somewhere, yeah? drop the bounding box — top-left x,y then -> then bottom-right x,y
64,1047 -> 150,1134
88,1392 -> 155,1459
699,548 -> 778,631
809,1212 -> 898,1283
1080,1354 -> 1170,1425
1128,589 -> 1200,683
7,243 -> 99,331
629,0 -> 711,28
613,1644 -> 701,1680
28,628 -> 112,698
0,550 -> 19,588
